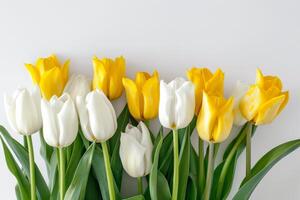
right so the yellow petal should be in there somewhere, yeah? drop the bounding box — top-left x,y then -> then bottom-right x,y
49,54 -> 61,67
92,57 -> 109,96
240,85 -> 263,121
25,64 -> 40,84
122,78 -> 142,120
142,71 -> 160,120
212,97 -> 234,143
39,67 -> 64,100
256,69 -> 282,90
62,59 -> 70,85
135,72 -> 151,90
254,94 -> 286,125
108,56 -> 126,100
277,91 -> 289,115
205,68 -> 224,96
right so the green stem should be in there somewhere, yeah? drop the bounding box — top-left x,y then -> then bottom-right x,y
102,141 -> 115,200
198,138 -> 205,196
246,123 -> 253,178
203,143 -> 214,200
172,129 -> 179,200
137,177 -> 143,195
58,147 -> 65,200
26,135 -> 36,200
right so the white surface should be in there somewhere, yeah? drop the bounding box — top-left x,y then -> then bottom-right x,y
0,0 -> 300,199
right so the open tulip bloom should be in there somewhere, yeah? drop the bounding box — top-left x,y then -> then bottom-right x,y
1,56 -> 299,200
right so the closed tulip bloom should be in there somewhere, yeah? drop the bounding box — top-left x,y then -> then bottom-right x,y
76,89 -> 117,142
123,71 -> 160,121
159,78 -> 195,130
120,122 -> 153,178
64,74 -> 91,100
41,93 -> 78,147
240,69 -> 289,125
4,86 -> 42,135
93,56 -> 126,100
25,54 -> 69,100
187,68 -> 224,115
197,92 -> 234,143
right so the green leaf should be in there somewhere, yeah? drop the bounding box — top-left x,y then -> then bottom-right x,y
110,105 -> 130,189
39,129 -> 53,177
178,125 -> 191,200
150,132 -> 171,200
233,139 -> 300,200
1,137 -> 30,200
64,142 -> 96,200
85,171 -> 101,200
186,175 -> 197,200
15,185 -> 22,200
124,195 -> 145,200
0,126 -> 50,200
158,130 -> 173,175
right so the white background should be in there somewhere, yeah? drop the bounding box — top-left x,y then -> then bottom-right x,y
0,0 -> 300,199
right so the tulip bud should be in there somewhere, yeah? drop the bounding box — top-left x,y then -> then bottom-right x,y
76,89 -> 117,142
231,81 -> 249,126
197,92 -> 234,143
159,78 -> 195,130
64,74 -> 91,100
240,69 -> 289,125
4,86 -> 42,135
120,122 -> 153,177
41,93 -> 78,147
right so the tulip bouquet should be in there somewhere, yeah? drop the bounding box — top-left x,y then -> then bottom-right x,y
0,54 -> 299,200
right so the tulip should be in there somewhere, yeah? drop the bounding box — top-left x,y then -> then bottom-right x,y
64,74 -> 91,100
123,71 -> 160,121
187,68 -> 224,115
158,77 -> 195,200
239,69 -> 289,125
120,122 -> 153,194
25,54 -> 70,100
76,89 -> 117,200
196,92 -> 234,200
4,86 -> 42,200
93,56 -> 126,100
238,69 -> 289,178
41,93 -> 78,200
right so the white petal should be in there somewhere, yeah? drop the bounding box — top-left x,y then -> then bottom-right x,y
64,74 -> 91,100
120,133 -> 146,177
175,81 -> 195,129
31,85 -> 42,132
138,122 -> 153,175
87,90 -> 117,142
126,123 -> 142,142
168,77 -> 186,90
4,93 -> 18,133
159,80 -> 175,129
41,99 -> 59,147
76,96 -> 94,142
57,94 -> 78,147
15,89 -> 41,135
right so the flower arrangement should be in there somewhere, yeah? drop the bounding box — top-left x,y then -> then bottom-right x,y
1,54 -> 298,200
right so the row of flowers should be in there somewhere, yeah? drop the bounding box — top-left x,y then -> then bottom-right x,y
1,54 -> 294,200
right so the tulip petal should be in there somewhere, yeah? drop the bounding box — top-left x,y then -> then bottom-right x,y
108,56 -> 125,100
142,71 -> 160,120
138,122 -> 153,174
4,94 -> 18,132
254,94 -> 286,125
39,67 -> 64,100
240,85 -> 263,121
120,133 -> 146,177
232,81 -> 249,126
205,69 -> 224,96
25,64 -> 40,84
277,91 -> 289,115
57,94 -> 78,147
92,57 -> 109,96
175,81 -> 195,129
41,99 -> 59,147
62,59 -> 70,85
123,78 -> 142,120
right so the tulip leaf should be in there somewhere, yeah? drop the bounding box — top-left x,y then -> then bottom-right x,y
92,145 -> 121,200
0,125 -> 50,200
124,195 -> 145,200
1,137 -> 30,200
64,142 -> 96,200
186,175 -> 197,200
15,185 -> 22,200
110,105 -> 130,189
233,139 -> 300,200
39,129 -> 53,177
85,171 -> 101,200
158,130 -> 173,175
49,150 -> 59,200
150,132 -> 172,200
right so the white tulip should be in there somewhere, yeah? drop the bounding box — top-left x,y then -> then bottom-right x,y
64,74 -> 91,100
41,93 -> 78,147
4,86 -> 42,135
159,78 -> 195,130
232,81 -> 249,126
120,122 -> 153,178
76,89 -> 117,142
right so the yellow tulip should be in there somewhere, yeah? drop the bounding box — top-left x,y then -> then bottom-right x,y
122,71 -> 159,121
93,56 -> 126,100
187,68 -> 224,115
240,69 -> 289,125
197,92 -> 234,143
25,54 -> 69,100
